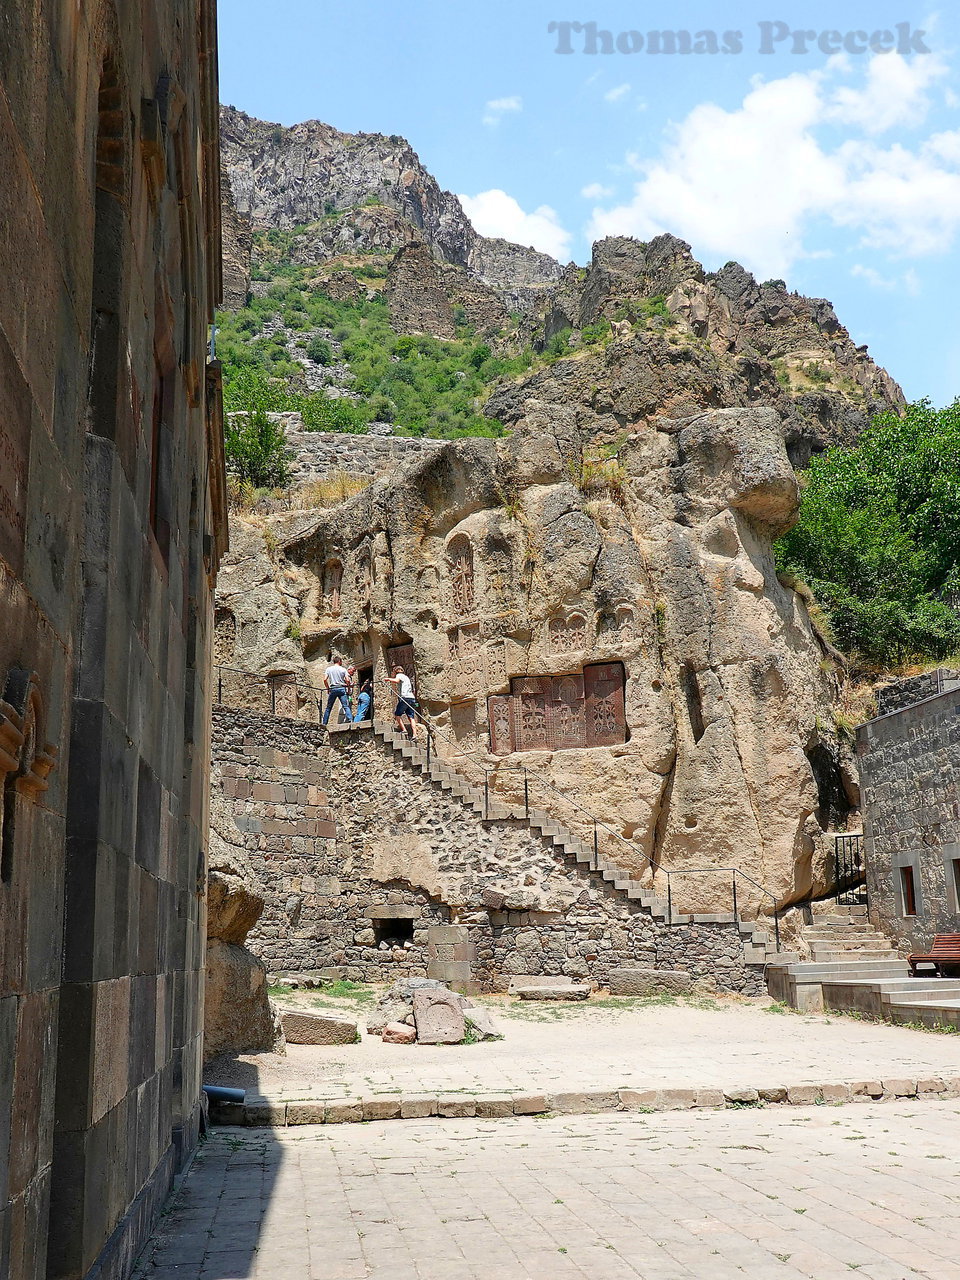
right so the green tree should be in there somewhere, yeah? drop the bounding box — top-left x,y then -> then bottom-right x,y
224,410 -> 290,488
776,399 -> 960,665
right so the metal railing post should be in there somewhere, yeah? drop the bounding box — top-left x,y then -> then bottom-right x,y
270,681 -> 276,715
524,772 -> 529,820
426,730 -> 431,768
217,668 -> 222,705
774,910 -> 781,953
593,822 -> 599,869
484,776 -> 489,821
667,872 -> 672,926
732,872 -> 738,920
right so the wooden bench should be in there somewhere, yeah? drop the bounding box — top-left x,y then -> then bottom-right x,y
909,933 -> 960,977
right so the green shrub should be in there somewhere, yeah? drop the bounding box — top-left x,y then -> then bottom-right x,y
224,410 -> 290,488
306,336 -> 334,366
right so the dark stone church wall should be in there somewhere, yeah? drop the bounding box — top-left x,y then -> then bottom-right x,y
0,2 -> 226,1277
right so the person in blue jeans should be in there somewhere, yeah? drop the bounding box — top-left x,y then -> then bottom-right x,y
352,676 -> 373,724
322,655 -> 352,726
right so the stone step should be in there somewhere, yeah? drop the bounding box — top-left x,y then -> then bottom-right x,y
515,984 -> 591,1002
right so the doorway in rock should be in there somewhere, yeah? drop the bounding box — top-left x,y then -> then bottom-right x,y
354,665 -> 374,722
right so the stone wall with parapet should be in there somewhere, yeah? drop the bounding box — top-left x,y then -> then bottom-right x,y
858,686 -> 960,952
876,667 -> 960,717
229,412 -> 447,485
211,705 -> 764,994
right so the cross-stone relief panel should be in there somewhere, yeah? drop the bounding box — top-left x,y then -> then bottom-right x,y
548,613 -> 587,654
446,535 -> 475,617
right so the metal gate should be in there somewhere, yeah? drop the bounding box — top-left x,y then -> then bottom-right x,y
835,833 -> 867,907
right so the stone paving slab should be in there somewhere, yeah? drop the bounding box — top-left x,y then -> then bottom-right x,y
136,1101 -> 960,1279
212,1074 -> 960,1127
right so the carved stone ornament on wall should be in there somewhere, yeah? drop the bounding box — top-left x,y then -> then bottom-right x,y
322,559 -> 343,617
487,663 -> 627,755
1,669 -> 58,880
447,535 -> 475,617
548,613 -> 587,654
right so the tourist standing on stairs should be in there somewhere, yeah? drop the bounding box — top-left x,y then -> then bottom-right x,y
353,676 -> 373,724
322,655 -> 353,727
384,665 -> 418,737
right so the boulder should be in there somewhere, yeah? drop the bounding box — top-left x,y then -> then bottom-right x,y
463,1004 -> 502,1041
382,1022 -> 417,1045
515,985 -> 590,1002
280,1010 -> 360,1045
412,988 -> 467,1044
205,940 -> 284,1061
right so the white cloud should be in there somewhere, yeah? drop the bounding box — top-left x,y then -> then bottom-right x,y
828,51 -> 948,134
587,54 -> 960,280
483,96 -> 522,127
459,189 -> 572,260
604,83 -> 631,103
851,264 -> 921,295
581,182 -> 614,200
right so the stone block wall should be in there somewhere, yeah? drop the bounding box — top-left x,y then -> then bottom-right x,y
237,414 -> 447,487
212,706 -> 764,995
858,685 -> 960,953
0,3 -> 226,1277
877,668 -> 960,717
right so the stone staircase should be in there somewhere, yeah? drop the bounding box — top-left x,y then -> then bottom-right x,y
801,907 -> 899,963
371,723 -> 778,967
769,909 -> 960,1025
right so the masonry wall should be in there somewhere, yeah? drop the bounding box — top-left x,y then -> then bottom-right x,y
212,706 -> 764,995
859,688 -> 960,954
0,4 -> 225,1278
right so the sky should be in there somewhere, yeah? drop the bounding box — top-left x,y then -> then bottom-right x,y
218,2 -> 960,406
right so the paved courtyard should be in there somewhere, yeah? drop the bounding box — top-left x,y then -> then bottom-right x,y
137,1101 -> 960,1280
205,996 -> 960,1104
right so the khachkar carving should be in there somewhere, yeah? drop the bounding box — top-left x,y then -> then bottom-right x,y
447,535 -> 475,616
598,606 -> 638,641
488,663 -> 627,755
322,559 -> 343,617
548,613 -> 587,654
0,669 -> 58,881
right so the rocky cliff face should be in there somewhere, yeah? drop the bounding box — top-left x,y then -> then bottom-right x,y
499,235 -> 905,464
220,105 -> 563,306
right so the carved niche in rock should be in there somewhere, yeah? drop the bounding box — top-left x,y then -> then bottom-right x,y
0,669 -> 58,883
446,535 -> 475,617
214,607 -> 237,665
387,643 -> 417,691
487,663 -> 627,755
597,606 -> 638,643
448,624 -> 483,696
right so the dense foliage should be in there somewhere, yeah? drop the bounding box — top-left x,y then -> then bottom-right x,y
218,277 -> 528,439
777,400 -> 960,666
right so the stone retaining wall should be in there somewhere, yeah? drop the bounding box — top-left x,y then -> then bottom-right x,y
211,706 -> 764,994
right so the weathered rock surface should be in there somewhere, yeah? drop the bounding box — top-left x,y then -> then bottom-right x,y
220,166 -> 252,307
382,1021 -> 417,1044
519,235 -> 904,462
219,106 -> 562,313
279,1009 -> 360,1045
205,792 -> 285,1062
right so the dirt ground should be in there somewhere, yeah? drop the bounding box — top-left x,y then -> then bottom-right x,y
205,985 -> 960,1102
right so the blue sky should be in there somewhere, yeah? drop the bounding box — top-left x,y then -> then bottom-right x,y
219,3 -> 960,405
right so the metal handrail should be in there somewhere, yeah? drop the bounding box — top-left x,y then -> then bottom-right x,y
213,662 -> 783,949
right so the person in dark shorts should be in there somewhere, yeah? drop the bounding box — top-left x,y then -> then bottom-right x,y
384,665 -> 417,737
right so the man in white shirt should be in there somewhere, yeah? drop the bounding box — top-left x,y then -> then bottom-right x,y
322,656 -> 353,727
384,664 -> 417,737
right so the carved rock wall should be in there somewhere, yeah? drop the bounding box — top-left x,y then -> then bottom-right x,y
245,403 -> 851,916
